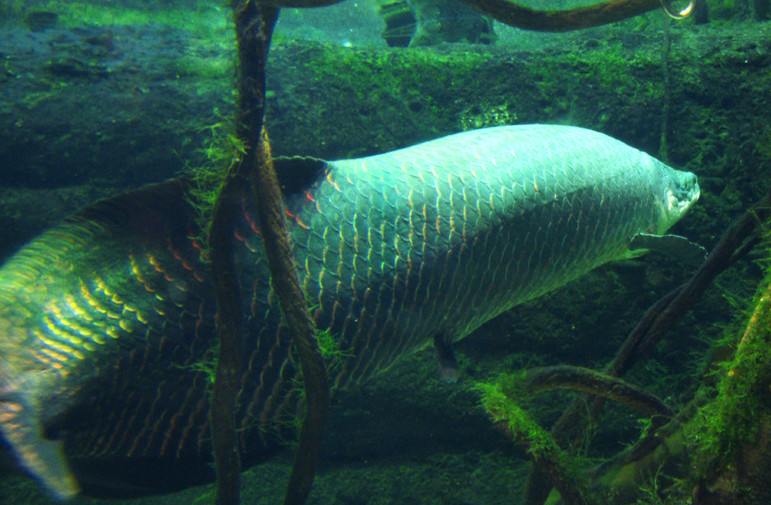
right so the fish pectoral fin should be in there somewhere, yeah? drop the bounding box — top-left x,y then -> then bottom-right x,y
0,389 -> 79,500
629,233 -> 708,267
433,333 -> 459,384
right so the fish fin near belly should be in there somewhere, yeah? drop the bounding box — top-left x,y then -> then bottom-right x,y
433,332 -> 459,383
0,375 -> 79,500
629,233 -> 708,267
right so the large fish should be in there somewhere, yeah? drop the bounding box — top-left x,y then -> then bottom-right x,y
0,125 -> 700,498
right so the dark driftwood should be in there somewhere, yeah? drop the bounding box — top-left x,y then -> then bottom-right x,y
254,0 -> 673,32
209,4 -> 279,505
460,0 -> 663,32
483,385 -> 594,505
525,189 -> 771,505
260,0 -> 343,6
521,365 -> 673,418
210,3 -> 329,505
254,128 -> 331,505
209,172 -> 247,505
494,416 -> 593,505
488,365 -> 671,503
232,4 -> 330,505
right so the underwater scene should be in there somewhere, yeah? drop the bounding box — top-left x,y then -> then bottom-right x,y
1,0 -> 770,504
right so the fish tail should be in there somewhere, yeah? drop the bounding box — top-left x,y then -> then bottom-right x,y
0,373 -> 79,500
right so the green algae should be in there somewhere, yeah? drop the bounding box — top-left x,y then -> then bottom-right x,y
686,260 -> 771,483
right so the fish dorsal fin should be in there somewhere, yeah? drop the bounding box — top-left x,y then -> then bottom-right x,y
56,159 -> 327,254
629,233 -> 707,267
273,156 -> 329,198
0,178 -> 194,286
69,177 -> 193,242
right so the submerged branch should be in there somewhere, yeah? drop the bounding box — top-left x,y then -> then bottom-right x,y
519,365 -> 673,418
254,129 -> 330,505
209,4 -> 279,505
459,0 -> 664,32
210,2 -> 329,505
230,3 -> 330,505
209,173 -> 248,505
260,0 -> 684,31
260,0 -> 344,6
480,381 -> 595,505
482,366 -> 670,505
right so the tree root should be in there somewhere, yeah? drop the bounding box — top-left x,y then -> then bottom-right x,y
517,365 -> 674,418
460,0 -> 667,32
210,3 -> 329,505
479,380 -> 595,505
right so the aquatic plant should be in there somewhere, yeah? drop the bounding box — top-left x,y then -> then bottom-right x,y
478,375 -> 592,504
186,119 -> 245,257
685,245 -> 771,493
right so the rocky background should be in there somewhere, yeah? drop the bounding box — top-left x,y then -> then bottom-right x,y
1,1 -> 770,504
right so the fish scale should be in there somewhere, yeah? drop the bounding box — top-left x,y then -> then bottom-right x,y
0,124 -> 699,497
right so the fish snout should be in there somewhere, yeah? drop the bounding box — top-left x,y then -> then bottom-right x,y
655,167 -> 699,234
668,170 -> 700,216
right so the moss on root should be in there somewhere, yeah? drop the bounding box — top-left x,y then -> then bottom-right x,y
686,257 -> 771,487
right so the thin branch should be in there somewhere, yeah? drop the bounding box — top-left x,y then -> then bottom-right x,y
459,0 -> 663,32
209,4 -> 280,505
210,3 -> 329,505
260,0 -> 343,6
481,381 -> 595,505
519,365 -> 673,418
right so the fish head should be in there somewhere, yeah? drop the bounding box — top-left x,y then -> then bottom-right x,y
652,162 -> 700,234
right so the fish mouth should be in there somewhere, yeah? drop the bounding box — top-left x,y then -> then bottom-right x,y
656,168 -> 699,234
667,170 -> 700,216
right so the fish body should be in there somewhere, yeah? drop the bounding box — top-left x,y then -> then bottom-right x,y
0,125 -> 699,497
